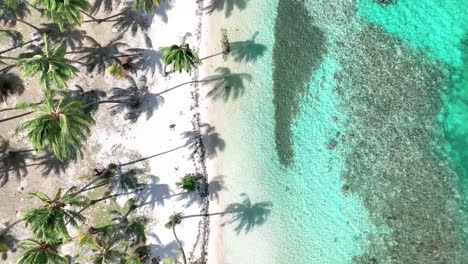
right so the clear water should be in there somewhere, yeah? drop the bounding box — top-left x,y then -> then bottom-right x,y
210,0 -> 468,263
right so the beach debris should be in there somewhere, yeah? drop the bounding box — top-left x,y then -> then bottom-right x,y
221,28 -> 230,61
375,0 -> 397,5
169,124 -> 176,130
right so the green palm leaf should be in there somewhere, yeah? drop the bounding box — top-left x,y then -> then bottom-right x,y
16,239 -> 66,264
160,43 -> 201,75
132,0 -> 167,13
21,186 -> 87,241
16,90 -> 94,160
32,0 -> 90,30
17,34 -> 78,90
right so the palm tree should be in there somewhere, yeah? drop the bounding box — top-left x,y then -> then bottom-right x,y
16,239 -> 66,264
21,187 -> 88,241
17,34 -> 78,90
32,0 -> 91,31
160,42 -> 201,75
16,90 -> 94,161
165,213 -> 186,264
132,0 -> 166,13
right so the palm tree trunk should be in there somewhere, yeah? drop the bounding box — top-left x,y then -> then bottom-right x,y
83,12 -> 123,23
0,111 -> 33,123
172,224 -> 187,264
81,99 -> 127,109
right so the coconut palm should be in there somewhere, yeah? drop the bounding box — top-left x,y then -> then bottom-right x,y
17,34 -> 78,90
133,0 -> 166,13
165,213 -> 186,264
16,90 -> 94,161
32,0 -> 91,31
160,43 -> 201,75
16,239 -> 66,264
21,187 -> 88,241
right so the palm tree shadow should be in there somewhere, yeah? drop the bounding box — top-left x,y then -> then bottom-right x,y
223,193 -> 273,234
80,36 -> 128,74
230,32 -> 267,63
91,0 -> 121,14
126,37 -> 162,76
0,230 -> 18,260
208,175 -> 226,203
0,1 -> 29,27
106,166 -> 145,196
36,23 -> 88,51
176,190 -> 201,208
113,3 -> 155,36
137,175 -> 171,208
0,29 -> 23,47
0,137 -> 33,187
61,85 -> 107,114
147,241 -> 180,260
153,1 -> 174,24
34,151 -> 78,176
0,71 -> 25,104
203,67 -> 252,101
109,76 -> 164,123
181,123 -> 226,160
204,0 -> 249,18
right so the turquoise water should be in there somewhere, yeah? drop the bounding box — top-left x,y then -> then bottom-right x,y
211,0 -> 468,263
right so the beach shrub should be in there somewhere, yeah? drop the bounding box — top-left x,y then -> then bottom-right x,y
175,174 -> 198,192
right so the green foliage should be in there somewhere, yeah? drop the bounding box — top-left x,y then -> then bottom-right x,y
133,0 -> 167,13
1,0 -> 20,9
106,63 -> 125,79
17,34 -> 78,90
21,186 -> 88,241
16,239 -> 66,264
0,235 -> 8,253
175,175 -> 197,192
32,0 -> 91,30
160,43 -> 201,75
16,90 -> 94,161
165,213 -> 182,229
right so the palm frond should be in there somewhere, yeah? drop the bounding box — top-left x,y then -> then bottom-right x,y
32,0 -> 90,30
17,34 -> 78,90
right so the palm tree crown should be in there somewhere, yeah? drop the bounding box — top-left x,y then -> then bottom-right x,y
133,0 -> 166,13
160,43 -> 201,75
21,187 -> 88,241
17,34 -> 78,90
32,0 -> 90,30
16,239 -> 66,264
16,90 -> 94,161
